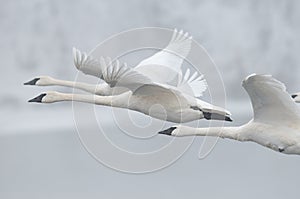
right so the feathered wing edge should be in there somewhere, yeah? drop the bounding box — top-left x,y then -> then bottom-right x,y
242,74 -> 300,122
135,29 -> 192,71
73,47 -> 103,78
177,68 -> 208,97
165,29 -> 193,58
100,56 -> 152,88
73,48 -> 152,89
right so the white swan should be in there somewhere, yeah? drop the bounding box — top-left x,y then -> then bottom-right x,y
24,29 -> 205,97
27,55 -> 232,123
159,74 -> 300,155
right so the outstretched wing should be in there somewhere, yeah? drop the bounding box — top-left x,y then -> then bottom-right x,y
176,69 -> 207,97
135,29 -> 192,83
242,74 -> 300,123
73,48 -> 152,91
73,48 -> 103,77
100,56 -> 152,91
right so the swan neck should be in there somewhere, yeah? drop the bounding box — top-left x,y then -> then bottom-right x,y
178,126 -> 241,140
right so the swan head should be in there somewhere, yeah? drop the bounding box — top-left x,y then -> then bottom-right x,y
24,76 -> 55,86
28,91 -> 61,103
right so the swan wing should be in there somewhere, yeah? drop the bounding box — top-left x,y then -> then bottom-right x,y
242,74 -> 300,123
176,69 -> 208,97
100,56 -> 153,91
132,83 -> 189,107
73,48 -> 103,77
135,29 -> 192,83
73,48 -> 152,90
133,83 -> 230,121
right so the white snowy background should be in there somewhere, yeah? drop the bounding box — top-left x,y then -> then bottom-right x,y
1,0 -> 300,198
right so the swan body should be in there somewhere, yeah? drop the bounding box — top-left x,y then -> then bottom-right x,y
159,74 -> 300,155
28,79 -> 231,123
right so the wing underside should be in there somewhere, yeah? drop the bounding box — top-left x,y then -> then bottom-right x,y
243,74 -> 300,123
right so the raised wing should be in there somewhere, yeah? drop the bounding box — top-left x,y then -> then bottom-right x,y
73,48 -> 103,77
242,74 -> 300,123
73,48 -> 152,91
176,69 -> 207,97
100,56 -> 152,90
135,29 -> 192,83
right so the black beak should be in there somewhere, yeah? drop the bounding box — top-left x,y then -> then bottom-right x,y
158,127 -> 177,136
291,94 -> 298,99
28,93 -> 46,103
24,78 -> 40,85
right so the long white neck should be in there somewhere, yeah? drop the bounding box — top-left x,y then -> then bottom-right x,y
46,78 -> 110,95
46,91 -> 131,109
176,125 -> 244,141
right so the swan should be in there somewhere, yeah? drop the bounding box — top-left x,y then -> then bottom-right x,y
25,29 -> 232,123
27,55 -> 232,123
24,29 -> 204,97
159,74 -> 300,155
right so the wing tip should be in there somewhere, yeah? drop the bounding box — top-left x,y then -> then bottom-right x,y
177,69 -> 208,97
170,28 -> 192,43
73,47 -> 80,69
72,47 -> 77,54
242,73 -> 287,94
242,73 -> 271,87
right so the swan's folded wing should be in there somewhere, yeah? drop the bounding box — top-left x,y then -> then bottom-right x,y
133,83 -> 230,120
132,83 -> 189,107
100,57 -> 152,91
176,69 -> 208,97
242,74 -> 300,123
73,48 -> 103,78
135,29 -> 192,83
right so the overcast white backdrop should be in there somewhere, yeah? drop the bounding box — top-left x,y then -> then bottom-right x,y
1,0 -> 300,198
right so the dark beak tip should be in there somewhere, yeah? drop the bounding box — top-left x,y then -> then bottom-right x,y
24,78 -> 40,86
28,93 -> 47,103
158,127 -> 177,136
28,98 -> 38,103
158,131 -> 169,136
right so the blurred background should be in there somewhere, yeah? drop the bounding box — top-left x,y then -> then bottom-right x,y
1,0 -> 300,198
